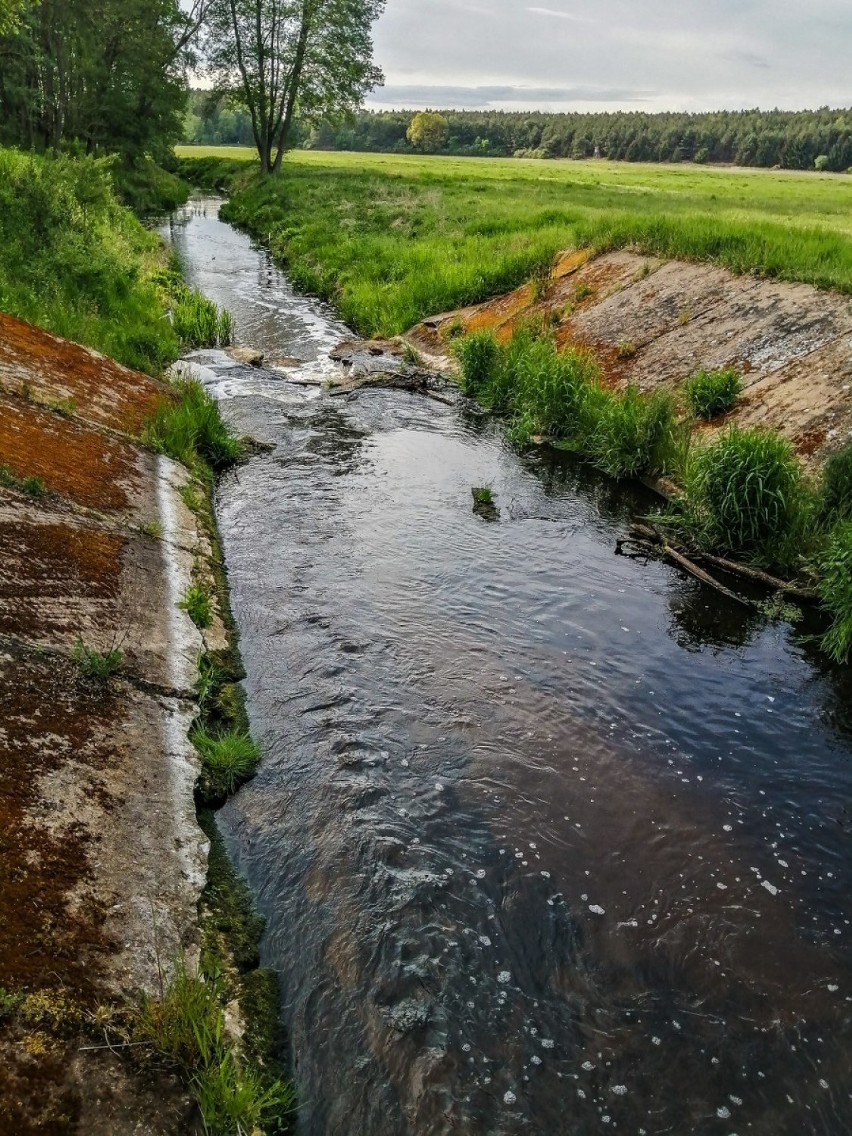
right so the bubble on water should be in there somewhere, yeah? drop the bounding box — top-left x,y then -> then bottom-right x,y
729,1095 -> 742,1106
530,1055 -> 542,1066
651,1037 -> 661,1046
497,971 -> 511,985
577,1088 -> 586,1099
717,882 -> 728,890
529,843 -> 537,850
475,869 -> 486,879
589,904 -> 606,916
541,1038 -> 555,1049
582,1061 -> 595,1071
435,783 -> 444,793
612,1085 -> 627,1096
541,870 -> 551,879
462,1043 -> 471,1053
503,1091 -> 516,1105
819,1079 -> 829,1089
761,880 -> 779,896
717,1106 -> 731,1119
828,984 -> 839,992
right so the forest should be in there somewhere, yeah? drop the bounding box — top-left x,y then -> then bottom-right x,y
186,97 -> 852,172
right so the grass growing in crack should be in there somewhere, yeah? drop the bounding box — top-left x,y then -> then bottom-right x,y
144,379 -> 244,472
192,726 -> 259,803
180,583 -> 213,630
684,367 -> 742,420
138,519 -> 163,539
132,960 -> 294,1136
401,342 -> 423,366
0,463 -> 47,497
72,640 -> 123,681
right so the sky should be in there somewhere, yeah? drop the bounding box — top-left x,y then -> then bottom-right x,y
366,0 -> 852,113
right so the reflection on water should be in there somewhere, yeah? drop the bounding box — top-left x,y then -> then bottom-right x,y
165,201 -> 852,1136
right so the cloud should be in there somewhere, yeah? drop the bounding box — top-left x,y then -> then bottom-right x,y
526,6 -> 595,22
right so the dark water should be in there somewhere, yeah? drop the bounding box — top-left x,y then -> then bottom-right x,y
163,201 -> 852,1136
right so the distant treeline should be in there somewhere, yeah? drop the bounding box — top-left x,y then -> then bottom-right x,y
187,96 -> 852,171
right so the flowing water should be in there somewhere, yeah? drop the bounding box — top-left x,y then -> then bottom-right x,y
163,200 -> 852,1136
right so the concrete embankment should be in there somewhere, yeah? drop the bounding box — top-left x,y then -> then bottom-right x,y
411,249 -> 852,468
0,313 -> 222,1131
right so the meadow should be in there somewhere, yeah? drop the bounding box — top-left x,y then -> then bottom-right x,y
181,147 -> 852,338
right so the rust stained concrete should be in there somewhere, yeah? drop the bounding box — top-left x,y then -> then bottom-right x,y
412,251 -> 852,468
0,314 -> 213,1133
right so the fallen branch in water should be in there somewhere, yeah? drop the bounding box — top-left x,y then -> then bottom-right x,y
620,525 -> 750,606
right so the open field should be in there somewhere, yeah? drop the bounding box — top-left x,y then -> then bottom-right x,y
175,144 -> 259,161
207,149 -> 852,337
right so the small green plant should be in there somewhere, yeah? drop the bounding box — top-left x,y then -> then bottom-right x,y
133,960 -> 294,1134
454,331 -> 501,397
616,339 -> 637,360
0,987 -> 23,1023
179,583 -> 213,630
818,521 -> 852,664
678,304 -> 693,326
72,640 -> 124,681
445,318 -> 465,340
192,726 -> 260,801
574,281 -> 593,302
683,426 -> 805,561
529,258 -> 553,302
0,463 -> 47,497
171,288 -> 233,350
179,481 -> 205,513
472,485 -> 494,506
144,379 -> 244,472
756,592 -> 803,623
818,443 -> 852,526
138,519 -> 163,539
684,367 -> 742,420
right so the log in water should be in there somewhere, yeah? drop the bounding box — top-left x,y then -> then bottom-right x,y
163,200 -> 852,1136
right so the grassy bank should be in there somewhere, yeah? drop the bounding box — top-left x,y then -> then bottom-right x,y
209,150 -> 852,337
0,148 -> 212,375
455,325 -> 852,662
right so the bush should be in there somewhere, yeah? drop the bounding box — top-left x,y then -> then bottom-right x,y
587,387 -> 681,479
511,337 -> 598,439
144,379 -> 244,471
684,426 -> 805,560
819,521 -> 852,664
683,367 -> 742,419
179,584 -> 213,630
818,443 -> 852,525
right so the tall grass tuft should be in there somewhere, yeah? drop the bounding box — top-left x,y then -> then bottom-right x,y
587,387 -> 681,479
683,427 -> 805,561
454,331 -> 501,397
683,367 -> 742,420
133,960 -> 294,1135
144,379 -> 244,471
818,443 -> 852,526
818,521 -> 852,664
191,726 -> 260,802
172,289 -> 233,350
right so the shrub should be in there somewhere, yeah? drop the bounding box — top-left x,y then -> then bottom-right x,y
454,331 -> 501,397
191,726 -> 260,801
818,443 -> 852,525
511,338 -> 598,439
684,426 -> 804,560
819,521 -> 852,664
144,379 -> 244,471
684,367 -> 742,419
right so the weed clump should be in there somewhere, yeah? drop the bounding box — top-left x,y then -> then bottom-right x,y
684,367 -> 742,420
192,726 -> 260,804
144,379 -> 244,472
179,583 -> 213,630
682,427 -> 805,562
454,331 -> 502,398
133,961 -> 294,1135
588,387 -> 682,479
73,640 -> 123,681
0,463 -> 46,497
172,288 -> 233,349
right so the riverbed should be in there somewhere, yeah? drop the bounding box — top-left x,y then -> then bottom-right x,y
163,199 -> 852,1136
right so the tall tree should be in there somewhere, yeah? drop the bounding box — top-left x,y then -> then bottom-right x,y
205,0 -> 384,175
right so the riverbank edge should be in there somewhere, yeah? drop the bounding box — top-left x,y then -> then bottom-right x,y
0,309 -> 289,1131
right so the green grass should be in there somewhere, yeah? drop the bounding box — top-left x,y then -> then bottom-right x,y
0,463 -> 47,498
133,960 -> 294,1136
191,726 -> 260,803
819,522 -> 852,664
179,583 -> 213,630
818,444 -> 852,525
683,367 -> 743,420
144,378 -> 245,472
215,150 -> 852,338
175,145 -> 258,161
472,485 -> 494,506
72,640 -> 124,681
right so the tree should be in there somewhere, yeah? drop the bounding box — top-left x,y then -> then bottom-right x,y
205,0 -> 384,175
406,111 -> 448,152
0,0 -> 31,34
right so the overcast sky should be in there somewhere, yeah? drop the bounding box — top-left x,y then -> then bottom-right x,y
366,0 -> 852,113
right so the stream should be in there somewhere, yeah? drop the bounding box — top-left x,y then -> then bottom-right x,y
162,199 -> 852,1136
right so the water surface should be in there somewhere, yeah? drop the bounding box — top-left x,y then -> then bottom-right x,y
164,200 -> 852,1136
